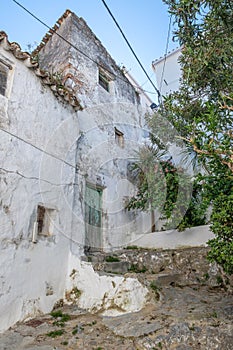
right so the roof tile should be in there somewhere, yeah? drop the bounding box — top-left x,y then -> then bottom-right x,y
0,30 -> 82,111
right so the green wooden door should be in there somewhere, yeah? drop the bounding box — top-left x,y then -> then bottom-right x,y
85,184 -> 102,251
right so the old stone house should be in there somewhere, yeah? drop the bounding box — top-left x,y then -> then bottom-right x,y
0,10 -> 153,331
34,9 -> 156,252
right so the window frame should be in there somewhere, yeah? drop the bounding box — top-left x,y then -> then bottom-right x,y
99,71 -> 109,92
115,127 -> 124,148
98,66 -> 114,93
0,56 -> 13,99
36,204 -> 56,237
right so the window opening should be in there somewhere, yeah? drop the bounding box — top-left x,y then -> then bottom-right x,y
0,59 -> 12,97
99,71 -> 109,91
115,127 -> 124,148
98,66 -> 114,93
0,64 -> 8,97
37,205 -> 55,236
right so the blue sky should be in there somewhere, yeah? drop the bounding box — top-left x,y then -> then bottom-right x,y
0,0 -> 179,101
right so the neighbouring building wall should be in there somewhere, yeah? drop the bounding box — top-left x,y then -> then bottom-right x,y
152,47 -> 182,97
0,46 -> 81,331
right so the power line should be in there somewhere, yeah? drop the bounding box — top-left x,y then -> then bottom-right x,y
0,128 -> 76,170
159,15 -> 172,93
12,0 -> 159,97
12,1 -> 99,65
140,71 -> 156,89
0,167 -> 77,186
100,0 -> 161,100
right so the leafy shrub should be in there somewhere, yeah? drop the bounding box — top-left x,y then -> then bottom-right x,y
207,194 -> 233,275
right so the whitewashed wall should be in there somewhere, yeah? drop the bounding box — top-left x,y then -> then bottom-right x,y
0,44 -> 150,332
129,225 -> 214,250
152,47 -> 182,97
0,48 -> 80,331
0,15 -> 199,332
75,103 -> 153,251
38,12 -> 155,251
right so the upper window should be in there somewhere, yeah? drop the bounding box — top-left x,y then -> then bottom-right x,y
0,58 -> 13,97
99,72 -> 109,91
115,127 -> 124,148
0,64 -> 8,96
98,67 -> 114,93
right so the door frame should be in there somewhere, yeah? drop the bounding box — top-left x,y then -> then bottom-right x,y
84,181 -> 104,253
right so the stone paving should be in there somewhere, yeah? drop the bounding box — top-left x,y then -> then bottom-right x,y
0,247 -> 232,350
0,283 -> 232,350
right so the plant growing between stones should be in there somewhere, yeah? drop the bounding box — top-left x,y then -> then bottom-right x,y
125,245 -> 139,250
86,320 -> 97,326
210,311 -> 218,318
50,310 -> 71,327
50,310 -> 62,318
72,328 -> 78,335
105,256 -> 120,262
152,342 -> 163,350
61,341 -> 68,346
150,281 -> 161,300
46,329 -> 65,338
128,264 -> 147,273
203,273 -> 210,281
189,323 -> 196,331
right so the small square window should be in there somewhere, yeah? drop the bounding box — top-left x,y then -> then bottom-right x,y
0,58 -> 13,98
37,205 -> 55,236
99,71 -> 109,92
98,67 -> 114,93
115,127 -> 124,148
0,64 -> 8,97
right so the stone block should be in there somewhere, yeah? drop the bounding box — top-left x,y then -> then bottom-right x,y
104,261 -> 130,274
155,273 -> 182,286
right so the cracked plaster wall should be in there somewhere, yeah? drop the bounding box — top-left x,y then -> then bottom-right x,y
0,48 -> 82,332
0,45 -> 149,333
38,12 -> 155,250
66,253 -> 148,317
0,12 -> 189,332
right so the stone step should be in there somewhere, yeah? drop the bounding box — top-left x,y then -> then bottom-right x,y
83,247 -> 233,290
153,273 -> 183,287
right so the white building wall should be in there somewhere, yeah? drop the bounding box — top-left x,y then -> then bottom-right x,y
0,14 -> 196,332
0,34 -> 150,331
75,103 -> 153,251
129,225 -> 214,250
38,12 -> 154,251
152,47 -> 182,97
0,48 -> 81,331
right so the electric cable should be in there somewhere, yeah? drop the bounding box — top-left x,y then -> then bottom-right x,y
140,71 -> 156,88
159,15 -> 172,93
12,0 -> 159,96
100,0 -> 160,100
0,128 -> 76,170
